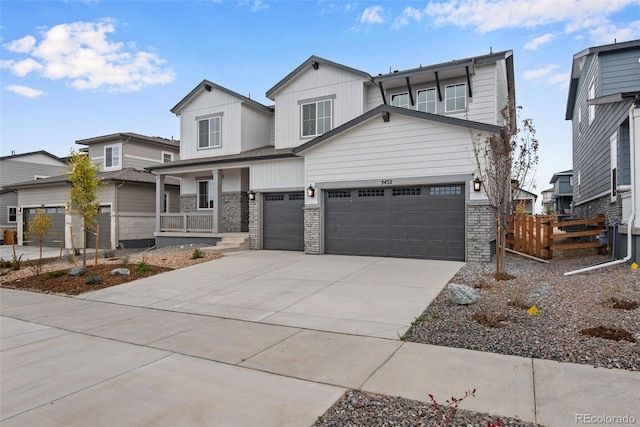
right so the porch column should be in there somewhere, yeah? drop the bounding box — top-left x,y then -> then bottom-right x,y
155,174 -> 164,232
213,169 -> 222,233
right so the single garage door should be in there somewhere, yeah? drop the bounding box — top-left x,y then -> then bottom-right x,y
324,185 -> 465,260
263,192 -> 304,251
85,206 -> 112,249
23,207 -> 66,247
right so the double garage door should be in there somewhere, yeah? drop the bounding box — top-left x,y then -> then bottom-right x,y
324,185 -> 465,261
23,206 -> 112,248
262,185 -> 465,261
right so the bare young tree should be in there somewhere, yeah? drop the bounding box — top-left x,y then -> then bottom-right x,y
472,102 -> 539,276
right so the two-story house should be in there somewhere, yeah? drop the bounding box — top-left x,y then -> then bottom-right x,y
150,51 -> 515,262
566,39 -> 640,261
10,133 -> 180,250
549,169 -> 573,215
0,151 -> 67,243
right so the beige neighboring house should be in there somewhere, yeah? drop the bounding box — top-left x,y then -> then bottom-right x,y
0,151 -> 68,243
10,133 -> 180,250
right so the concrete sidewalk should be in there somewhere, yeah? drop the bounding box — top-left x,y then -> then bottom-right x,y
1,251 -> 639,426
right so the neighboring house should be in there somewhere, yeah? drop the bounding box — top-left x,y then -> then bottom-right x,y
566,39 -> 640,261
514,188 -> 537,214
0,151 -> 67,242
541,188 -> 554,214
550,169 -> 573,214
11,133 -> 180,250
150,51 -> 516,262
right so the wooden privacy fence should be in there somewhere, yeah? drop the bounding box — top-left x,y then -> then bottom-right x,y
505,214 -> 605,259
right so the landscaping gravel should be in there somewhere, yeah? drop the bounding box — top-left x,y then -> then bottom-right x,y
406,254 -> 640,371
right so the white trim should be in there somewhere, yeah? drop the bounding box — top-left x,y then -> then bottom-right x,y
391,92 -> 409,109
417,87 -> 437,114
197,116 -> 222,149
161,151 -> 174,163
300,98 -> 333,138
588,78 -> 595,125
197,179 -> 214,210
610,132 -> 618,202
7,206 -> 17,223
572,189 -> 611,206
444,83 -> 466,112
33,175 -> 49,180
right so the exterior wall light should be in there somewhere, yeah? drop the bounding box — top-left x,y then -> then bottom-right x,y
307,185 -> 316,198
473,178 -> 482,192
248,190 -> 256,201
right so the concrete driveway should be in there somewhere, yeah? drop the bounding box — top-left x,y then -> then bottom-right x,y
77,250 -> 463,338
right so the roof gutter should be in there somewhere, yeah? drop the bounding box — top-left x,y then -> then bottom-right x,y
565,101 -> 637,275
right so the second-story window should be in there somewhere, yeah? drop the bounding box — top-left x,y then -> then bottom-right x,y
445,83 -> 466,112
417,88 -> 436,113
198,116 -> 221,149
162,152 -> 174,163
302,99 -> 332,137
104,144 -> 121,170
391,92 -> 409,109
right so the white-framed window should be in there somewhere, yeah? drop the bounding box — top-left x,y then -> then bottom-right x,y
301,99 -> 332,137
588,78 -> 595,125
417,88 -> 437,113
198,116 -> 221,149
162,151 -> 174,163
198,180 -> 214,210
34,175 -> 48,180
104,143 -> 121,170
163,192 -> 170,213
7,206 -> 17,223
445,83 -> 466,112
391,92 -> 409,109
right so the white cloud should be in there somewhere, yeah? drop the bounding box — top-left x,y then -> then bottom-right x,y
251,0 -> 270,12
523,64 -> 559,80
423,0 -> 638,40
361,6 -> 385,24
524,32 -> 555,50
2,19 -> 175,92
588,20 -> 640,44
392,6 -> 423,30
3,35 -> 37,53
6,84 -> 45,98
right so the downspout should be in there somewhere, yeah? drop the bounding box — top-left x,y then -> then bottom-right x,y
565,101 -> 636,275
115,181 -> 125,248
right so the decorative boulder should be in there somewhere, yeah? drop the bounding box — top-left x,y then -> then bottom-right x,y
447,283 -> 481,305
110,268 -> 130,276
69,266 -> 85,276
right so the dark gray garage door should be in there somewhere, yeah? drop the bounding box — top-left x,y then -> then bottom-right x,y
263,192 -> 304,251
324,185 -> 465,260
23,207 -> 65,247
85,206 -> 112,249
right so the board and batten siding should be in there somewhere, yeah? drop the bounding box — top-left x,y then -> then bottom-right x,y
305,114 -> 484,184
179,88 -> 244,159
272,65 -> 368,149
250,158 -> 304,190
241,104 -> 273,152
180,169 -> 244,194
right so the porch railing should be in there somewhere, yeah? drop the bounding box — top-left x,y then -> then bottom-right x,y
160,213 -> 215,232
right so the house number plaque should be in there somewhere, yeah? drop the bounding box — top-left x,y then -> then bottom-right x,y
381,179 -> 393,185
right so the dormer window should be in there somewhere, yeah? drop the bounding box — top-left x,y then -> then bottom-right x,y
198,114 -> 222,149
301,98 -> 333,137
104,143 -> 121,170
445,83 -> 466,112
417,88 -> 437,113
391,92 -> 409,109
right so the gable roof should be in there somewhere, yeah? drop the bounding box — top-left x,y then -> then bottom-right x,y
293,104 -> 502,155
565,39 -> 640,120
550,169 -> 573,183
266,55 -> 372,100
76,132 -> 179,149
0,150 -> 64,163
8,168 -> 179,189
171,79 -> 273,115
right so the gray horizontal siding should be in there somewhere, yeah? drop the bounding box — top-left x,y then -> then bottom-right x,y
0,160 -> 66,189
600,48 -> 640,95
117,183 -> 157,213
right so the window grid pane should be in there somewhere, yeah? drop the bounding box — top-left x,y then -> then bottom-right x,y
445,84 -> 466,112
417,89 -> 436,113
391,93 -> 409,108
199,120 -> 209,148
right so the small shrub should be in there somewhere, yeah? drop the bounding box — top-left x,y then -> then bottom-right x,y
46,270 -> 66,278
121,254 -> 130,267
135,257 -> 152,274
192,248 -> 204,259
0,258 -> 11,268
74,248 -> 81,256
506,276 -> 534,309
602,284 -> 639,310
428,389 -> 479,427
84,273 -> 104,285
473,283 -> 508,327
11,253 -> 23,271
104,250 -> 116,259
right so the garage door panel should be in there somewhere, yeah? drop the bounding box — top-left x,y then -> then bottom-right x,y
23,208 -> 65,247
325,185 -> 464,261
263,192 -> 304,251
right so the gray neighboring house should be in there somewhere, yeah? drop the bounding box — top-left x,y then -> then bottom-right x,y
10,133 -> 180,250
0,151 -> 67,243
566,39 -> 640,261
549,169 -> 573,215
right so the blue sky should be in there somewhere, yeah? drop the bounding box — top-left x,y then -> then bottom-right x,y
2,0 -> 640,209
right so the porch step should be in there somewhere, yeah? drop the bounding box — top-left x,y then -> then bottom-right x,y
202,235 -> 250,254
